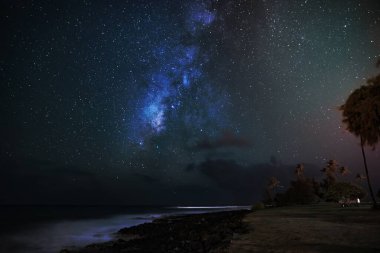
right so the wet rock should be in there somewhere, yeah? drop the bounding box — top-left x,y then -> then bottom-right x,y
63,210 -> 250,253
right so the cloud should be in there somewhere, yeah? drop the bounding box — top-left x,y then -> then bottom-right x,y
0,156 -> 227,205
0,157 -> 167,205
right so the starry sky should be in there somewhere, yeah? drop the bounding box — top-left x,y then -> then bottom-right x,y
1,0 -> 380,205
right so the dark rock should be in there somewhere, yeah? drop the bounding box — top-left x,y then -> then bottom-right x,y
63,210 -> 250,253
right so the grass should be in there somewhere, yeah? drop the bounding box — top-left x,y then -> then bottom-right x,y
224,203 -> 380,253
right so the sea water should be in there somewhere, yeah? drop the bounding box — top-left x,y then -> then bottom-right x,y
0,205 -> 248,253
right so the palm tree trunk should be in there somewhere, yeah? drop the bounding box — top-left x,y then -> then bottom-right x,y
360,136 -> 378,208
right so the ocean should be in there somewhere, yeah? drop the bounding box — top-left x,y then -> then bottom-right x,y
0,205 -> 249,253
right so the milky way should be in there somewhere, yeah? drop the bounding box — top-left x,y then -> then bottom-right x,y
129,2 -> 229,146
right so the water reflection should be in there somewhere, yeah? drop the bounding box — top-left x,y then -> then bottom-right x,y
0,206 -> 249,253
0,214 -> 151,253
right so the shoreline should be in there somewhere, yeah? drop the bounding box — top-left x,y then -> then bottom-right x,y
60,203 -> 380,253
60,209 -> 251,253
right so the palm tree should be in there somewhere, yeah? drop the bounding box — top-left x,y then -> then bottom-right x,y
340,60 -> 380,208
321,160 -> 338,191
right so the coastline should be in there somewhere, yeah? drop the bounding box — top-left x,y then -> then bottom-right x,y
60,203 -> 380,253
60,209 -> 250,253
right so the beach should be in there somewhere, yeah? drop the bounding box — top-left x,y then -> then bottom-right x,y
228,203 -> 380,253
61,209 -> 250,253
61,203 -> 380,253
0,206 -> 248,253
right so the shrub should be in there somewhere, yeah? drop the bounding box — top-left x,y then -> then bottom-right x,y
276,179 -> 319,206
251,202 -> 265,210
326,182 -> 366,202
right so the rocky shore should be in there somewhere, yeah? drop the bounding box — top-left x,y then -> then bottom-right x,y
61,209 -> 250,253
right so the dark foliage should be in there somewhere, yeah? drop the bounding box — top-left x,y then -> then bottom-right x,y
340,73 -> 380,148
320,160 -> 339,195
325,182 -> 366,202
275,178 -> 319,206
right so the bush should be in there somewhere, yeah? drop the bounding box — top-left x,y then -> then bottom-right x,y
276,179 -> 319,206
326,182 -> 366,202
251,202 -> 265,210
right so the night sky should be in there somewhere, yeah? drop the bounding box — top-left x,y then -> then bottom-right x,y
1,0 -> 380,205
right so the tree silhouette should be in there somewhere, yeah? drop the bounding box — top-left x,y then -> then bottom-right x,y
326,182 -> 366,202
266,177 -> 281,203
321,159 -> 338,191
340,59 -> 380,208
